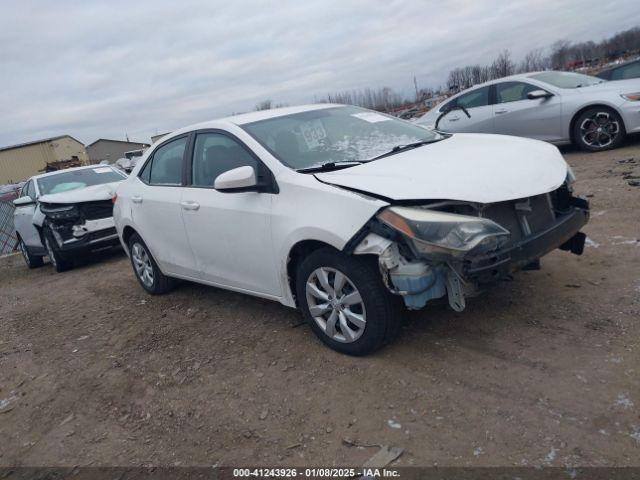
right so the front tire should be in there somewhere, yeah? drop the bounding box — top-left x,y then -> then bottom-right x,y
573,107 -> 625,152
43,227 -> 73,272
17,237 -> 44,269
295,248 -> 402,356
128,233 -> 174,295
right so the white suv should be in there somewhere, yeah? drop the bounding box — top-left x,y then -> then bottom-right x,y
14,165 -> 126,272
114,104 -> 589,355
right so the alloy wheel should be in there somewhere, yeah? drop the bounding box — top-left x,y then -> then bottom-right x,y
305,267 -> 366,343
579,112 -> 620,149
131,242 -> 154,287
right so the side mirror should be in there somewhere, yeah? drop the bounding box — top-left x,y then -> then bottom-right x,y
214,166 -> 258,192
13,196 -> 34,207
527,89 -> 553,100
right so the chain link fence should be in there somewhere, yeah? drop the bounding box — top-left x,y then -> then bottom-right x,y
0,192 -> 18,256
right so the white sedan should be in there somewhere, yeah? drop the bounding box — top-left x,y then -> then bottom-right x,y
114,104 -> 589,355
417,71 -> 640,151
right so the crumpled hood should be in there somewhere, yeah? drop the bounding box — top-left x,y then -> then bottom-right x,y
315,133 -> 568,203
38,181 -> 122,204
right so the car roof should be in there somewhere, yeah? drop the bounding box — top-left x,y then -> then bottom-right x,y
164,103 -> 346,139
442,70 -> 601,100
30,164 -> 118,181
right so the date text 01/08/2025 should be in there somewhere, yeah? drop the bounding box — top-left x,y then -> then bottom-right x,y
232,467 -> 400,478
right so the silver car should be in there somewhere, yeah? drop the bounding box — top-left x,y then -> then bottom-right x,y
417,71 -> 640,151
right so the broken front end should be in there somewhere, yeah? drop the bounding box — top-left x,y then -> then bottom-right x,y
350,182 -> 589,312
39,200 -> 120,253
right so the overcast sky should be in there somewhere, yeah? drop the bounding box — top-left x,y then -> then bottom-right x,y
0,0 -> 637,147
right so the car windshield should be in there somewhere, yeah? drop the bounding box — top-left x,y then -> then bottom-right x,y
37,167 -> 125,195
530,71 -> 605,88
241,106 -> 441,170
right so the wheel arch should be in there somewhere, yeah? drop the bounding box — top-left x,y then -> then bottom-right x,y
286,239 -> 341,307
121,225 -> 137,250
568,103 -> 626,143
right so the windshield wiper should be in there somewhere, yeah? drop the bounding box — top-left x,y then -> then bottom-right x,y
296,161 -> 364,173
367,138 -> 445,162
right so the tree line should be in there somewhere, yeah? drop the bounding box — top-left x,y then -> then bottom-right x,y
255,26 -> 640,112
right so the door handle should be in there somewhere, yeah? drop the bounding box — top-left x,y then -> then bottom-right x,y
448,116 -> 460,121
180,201 -> 200,211
132,195 -> 143,204
495,109 -> 509,115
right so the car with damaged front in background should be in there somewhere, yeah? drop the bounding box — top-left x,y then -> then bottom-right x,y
113,104 -> 589,355
13,165 -> 126,272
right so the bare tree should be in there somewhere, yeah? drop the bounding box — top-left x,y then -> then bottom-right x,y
491,49 -> 515,78
550,40 -> 572,69
518,48 -> 549,73
322,86 -> 412,112
255,100 -> 272,111
254,100 -> 289,111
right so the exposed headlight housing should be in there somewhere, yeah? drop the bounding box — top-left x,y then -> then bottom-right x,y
377,206 -> 510,259
621,92 -> 640,101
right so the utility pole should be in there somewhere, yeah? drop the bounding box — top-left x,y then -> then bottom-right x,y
414,76 -> 419,102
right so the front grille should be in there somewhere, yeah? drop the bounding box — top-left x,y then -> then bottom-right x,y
79,200 -> 114,220
479,193 -> 556,246
435,188 -> 562,248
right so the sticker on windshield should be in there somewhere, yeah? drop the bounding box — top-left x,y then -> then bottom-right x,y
352,112 -> 390,123
299,120 -> 327,149
93,167 -> 113,174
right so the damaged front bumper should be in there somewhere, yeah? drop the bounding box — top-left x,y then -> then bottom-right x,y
41,200 -> 120,255
462,205 -> 588,283
353,193 -> 589,312
48,217 -> 119,253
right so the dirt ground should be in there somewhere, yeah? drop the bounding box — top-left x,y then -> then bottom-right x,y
1,140 -> 639,469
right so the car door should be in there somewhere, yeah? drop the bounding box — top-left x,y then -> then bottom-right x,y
180,130 -> 280,295
492,81 -> 563,142
437,86 -> 494,133
132,135 -> 198,277
13,180 -> 42,249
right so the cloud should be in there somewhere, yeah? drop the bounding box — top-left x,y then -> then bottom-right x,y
0,0 -> 637,146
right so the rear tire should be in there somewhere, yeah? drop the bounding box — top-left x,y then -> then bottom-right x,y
43,227 -> 73,272
573,107 -> 625,152
128,233 -> 174,295
17,236 -> 44,269
295,248 -> 403,356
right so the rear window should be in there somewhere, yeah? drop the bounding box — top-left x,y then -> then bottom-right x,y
37,167 -> 125,195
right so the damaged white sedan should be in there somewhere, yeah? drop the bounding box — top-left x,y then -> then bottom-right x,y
114,104 -> 589,355
13,165 -> 126,272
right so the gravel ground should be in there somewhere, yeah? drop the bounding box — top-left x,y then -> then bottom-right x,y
1,140 -> 639,468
